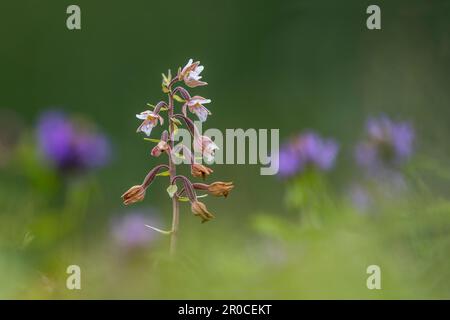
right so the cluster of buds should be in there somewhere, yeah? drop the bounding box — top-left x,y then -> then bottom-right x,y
122,59 -> 234,247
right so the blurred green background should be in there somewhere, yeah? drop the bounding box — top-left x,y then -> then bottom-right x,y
1,0 -> 450,299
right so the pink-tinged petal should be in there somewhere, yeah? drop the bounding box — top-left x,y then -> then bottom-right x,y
182,103 -> 188,117
181,59 -> 193,74
185,79 -> 208,88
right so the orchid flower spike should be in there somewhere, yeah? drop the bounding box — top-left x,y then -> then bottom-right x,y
183,96 -> 212,122
136,110 -> 164,136
179,59 -> 207,88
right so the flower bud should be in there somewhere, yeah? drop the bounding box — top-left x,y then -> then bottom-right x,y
191,163 -> 213,180
122,185 -> 146,205
151,140 -> 168,157
191,201 -> 214,223
207,182 -> 234,198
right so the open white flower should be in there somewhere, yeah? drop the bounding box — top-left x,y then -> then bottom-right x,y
179,59 -> 207,88
183,96 -> 211,122
194,135 -> 219,162
136,110 -> 164,136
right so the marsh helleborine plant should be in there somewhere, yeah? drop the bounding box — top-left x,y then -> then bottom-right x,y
122,59 -> 234,255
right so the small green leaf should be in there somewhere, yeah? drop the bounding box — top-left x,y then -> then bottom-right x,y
145,224 -> 172,235
147,102 -> 168,111
173,153 -> 186,160
144,138 -> 161,143
167,184 -> 178,198
171,117 -> 182,126
173,94 -> 185,103
156,170 -> 170,177
178,194 -> 207,202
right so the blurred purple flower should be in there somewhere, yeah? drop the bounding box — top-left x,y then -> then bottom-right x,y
348,184 -> 371,213
111,211 -> 160,250
278,131 -> 339,178
355,115 -> 414,170
37,111 -> 111,172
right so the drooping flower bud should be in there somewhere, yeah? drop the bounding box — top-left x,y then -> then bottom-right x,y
207,182 -> 234,198
191,163 -> 213,180
122,185 -> 146,205
191,201 -> 214,223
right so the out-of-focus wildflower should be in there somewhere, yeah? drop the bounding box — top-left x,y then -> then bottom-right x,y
37,110 -> 110,172
194,135 -> 219,162
355,115 -> 414,170
182,96 -> 211,122
191,163 -> 213,179
136,110 -> 164,137
348,184 -> 371,212
179,59 -> 207,88
191,201 -> 214,223
111,211 -> 159,249
277,131 -> 339,178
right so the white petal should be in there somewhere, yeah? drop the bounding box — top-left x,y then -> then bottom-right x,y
195,107 -> 209,122
136,110 -> 151,120
195,65 -> 204,74
142,123 -> 153,136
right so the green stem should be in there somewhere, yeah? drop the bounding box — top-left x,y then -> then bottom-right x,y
168,89 -> 179,256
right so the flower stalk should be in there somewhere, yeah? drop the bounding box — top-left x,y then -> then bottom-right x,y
122,59 -> 233,256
